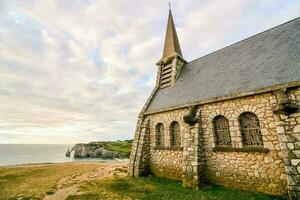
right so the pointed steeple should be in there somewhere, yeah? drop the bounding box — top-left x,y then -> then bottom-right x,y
156,8 -> 186,88
161,9 -> 183,60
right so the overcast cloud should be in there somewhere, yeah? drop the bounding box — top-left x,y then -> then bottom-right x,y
0,0 -> 299,143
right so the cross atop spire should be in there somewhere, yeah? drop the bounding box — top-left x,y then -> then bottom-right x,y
161,9 -> 183,61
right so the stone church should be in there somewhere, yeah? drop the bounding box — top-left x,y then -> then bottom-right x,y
129,10 -> 300,199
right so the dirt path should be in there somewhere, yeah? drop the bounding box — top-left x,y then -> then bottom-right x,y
43,161 -> 128,200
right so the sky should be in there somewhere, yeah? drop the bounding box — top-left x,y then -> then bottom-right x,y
0,0 -> 299,144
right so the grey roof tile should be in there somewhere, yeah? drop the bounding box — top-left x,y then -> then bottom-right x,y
146,17 -> 300,112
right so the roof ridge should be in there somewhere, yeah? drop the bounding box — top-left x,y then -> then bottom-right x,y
188,16 -> 300,64
147,16 -> 300,112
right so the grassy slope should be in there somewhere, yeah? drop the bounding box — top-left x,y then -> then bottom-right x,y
0,163 -> 287,200
68,176 -> 286,200
0,164 -> 100,200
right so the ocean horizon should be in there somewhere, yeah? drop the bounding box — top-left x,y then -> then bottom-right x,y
0,144 -> 111,166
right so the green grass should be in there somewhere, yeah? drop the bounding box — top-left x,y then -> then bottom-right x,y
0,164 -> 102,200
67,176 -> 287,200
0,163 -> 287,200
0,166 -> 59,199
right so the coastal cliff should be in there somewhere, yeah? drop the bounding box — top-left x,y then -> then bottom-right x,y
66,140 -> 132,159
72,143 -> 124,158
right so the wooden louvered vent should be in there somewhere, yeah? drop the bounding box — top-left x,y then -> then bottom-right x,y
160,63 -> 172,88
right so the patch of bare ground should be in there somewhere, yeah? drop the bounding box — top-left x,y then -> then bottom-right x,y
43,161 -> 128,200
0,160 -> 129,200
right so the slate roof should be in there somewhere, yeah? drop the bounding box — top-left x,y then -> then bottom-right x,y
146,17 -> 300,113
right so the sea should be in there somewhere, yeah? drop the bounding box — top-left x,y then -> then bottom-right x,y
0,144 -> 109,167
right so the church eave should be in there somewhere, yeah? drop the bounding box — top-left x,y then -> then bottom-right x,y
143,80 -> 300,115
156,53 -> 187,66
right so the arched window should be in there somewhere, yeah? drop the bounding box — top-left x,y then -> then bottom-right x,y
156,123 -> 164,146
213,115 -> 231,146
239,112 -> 263,146
170,121 -> 180,146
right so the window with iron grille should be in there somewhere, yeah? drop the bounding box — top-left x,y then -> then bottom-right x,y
156,123 -> 164,146
170,121 -> 180,146
213,115 -> 231,146
160,63 -> 172,88
239,112 -> 263,146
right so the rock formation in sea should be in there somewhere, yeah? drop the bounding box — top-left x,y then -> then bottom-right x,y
65,147 -> 71,157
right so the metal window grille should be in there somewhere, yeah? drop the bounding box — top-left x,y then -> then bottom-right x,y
156,123 -> 164,146
213,116 -> 231,146
239,112 -> 263,146
171,122 -> 180,146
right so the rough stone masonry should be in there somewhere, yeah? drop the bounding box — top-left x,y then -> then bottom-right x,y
129,10 -> 300,200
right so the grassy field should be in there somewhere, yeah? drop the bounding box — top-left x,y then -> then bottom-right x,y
0,163 -> 287,200
0,163 -> 103,199
68,176 -> 286,200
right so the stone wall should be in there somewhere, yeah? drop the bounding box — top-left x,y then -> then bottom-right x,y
130,87 -> 300,198
148,109 -> 188,180
129,117 -> 151,176
144,92 -> 288,195
205,151 -> 285,194
150,149 -> 182,180
201,92 -> 287,195
273,88 -> 300,199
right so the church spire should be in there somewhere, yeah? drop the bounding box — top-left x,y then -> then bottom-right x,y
156,8 -> 186,88
161,9 -> 183,60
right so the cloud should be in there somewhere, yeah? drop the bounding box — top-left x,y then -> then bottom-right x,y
0,0 -> 299,143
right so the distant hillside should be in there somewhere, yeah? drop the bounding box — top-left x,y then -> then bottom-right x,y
68,140 -> 133,158
88,140 -> 133,157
